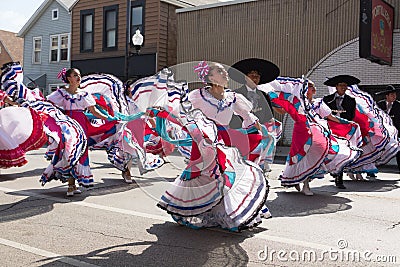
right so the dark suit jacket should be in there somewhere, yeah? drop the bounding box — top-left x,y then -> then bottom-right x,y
322,93 -> 356,121
229,85 -> 273,128
377,100 -> 400,135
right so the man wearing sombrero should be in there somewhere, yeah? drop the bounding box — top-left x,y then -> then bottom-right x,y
228,58 -> 280,128
322,75 -> 360,121
228,58 -> 282,178
377,85 -> 400,173
322,75 -> 360,188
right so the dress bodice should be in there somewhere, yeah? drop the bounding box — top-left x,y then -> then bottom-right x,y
188,87 -> 258,128
47,88 -> 96,111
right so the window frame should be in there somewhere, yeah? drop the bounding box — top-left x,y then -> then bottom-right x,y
32,36 -> 42,64
80,9 -> 95,53
49,33 -> 70,63
52,8 -> 59,20
103,5 -> 119,51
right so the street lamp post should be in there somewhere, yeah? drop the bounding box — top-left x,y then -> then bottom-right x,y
125,29 -> 144,81
124,0 -> 131,81
124,29 -> 144,81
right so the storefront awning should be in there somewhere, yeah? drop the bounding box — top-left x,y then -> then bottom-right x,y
26,73 -> 46,89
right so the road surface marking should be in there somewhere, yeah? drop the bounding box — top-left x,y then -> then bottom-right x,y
0,237 -> 99,267
0,185 -> 358,253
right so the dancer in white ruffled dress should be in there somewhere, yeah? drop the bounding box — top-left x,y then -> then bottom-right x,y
128,66 -> 271,230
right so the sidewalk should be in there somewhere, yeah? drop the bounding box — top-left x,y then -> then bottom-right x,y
274,146 -> 398,172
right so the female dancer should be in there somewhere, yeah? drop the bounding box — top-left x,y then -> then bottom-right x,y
47,68 -> 132,195
264,77 -> 360,195
341,83 -> 399,179
189,61 -> 275,173
185,61 -> 273,216
79,73 -> 166,174
127,67 -> 270,231
1,63 -> 87,196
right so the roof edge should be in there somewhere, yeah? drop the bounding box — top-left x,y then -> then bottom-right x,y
69,0 -> 80,11
161,0 -> 196,8
176,0 -> 256,13
0,40 -> 14,61
17,0 -> 71,37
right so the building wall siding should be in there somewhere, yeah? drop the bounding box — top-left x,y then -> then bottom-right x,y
71,0 -> 162,59
158,1 -> 169,68
22,1 -> 72,94
71,0 -> 176,78
71,0 -> 125,60
177,0 -> 400,77
144,0 -> 160,53
177,0 -> 400,146
167,4 -> 178,67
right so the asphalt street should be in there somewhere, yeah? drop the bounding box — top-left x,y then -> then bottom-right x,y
0,148 -> 399,267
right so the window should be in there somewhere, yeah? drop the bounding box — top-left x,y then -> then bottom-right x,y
52,9 -> 59,20
50,36 -> 58,62
80,9 -> 94,52
49,34 -> 70,62
130,1 -> 144,39
60,35 -> 69,60
103,5 -> 118,50
48,84 -> 65,95
33,37 -> 42,64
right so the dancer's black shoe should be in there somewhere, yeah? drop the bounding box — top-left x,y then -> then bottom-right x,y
334,173 -> 346,189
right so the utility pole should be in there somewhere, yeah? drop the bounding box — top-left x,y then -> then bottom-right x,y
124,0 -> 131,81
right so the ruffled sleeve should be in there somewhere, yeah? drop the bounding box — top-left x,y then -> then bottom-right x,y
78,90 -> 96,108
314,99 -> 332,118
188,89 -> 202,109
47,89 -> 65,107
232,93 -> 259,128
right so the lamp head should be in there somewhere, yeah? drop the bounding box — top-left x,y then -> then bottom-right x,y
132,29 -> 144,46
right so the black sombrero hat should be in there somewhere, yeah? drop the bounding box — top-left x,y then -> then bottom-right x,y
323,75 -> 360,87
377,85 -> 399,95
229,58 -> 280,85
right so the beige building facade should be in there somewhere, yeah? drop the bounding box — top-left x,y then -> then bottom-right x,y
176,0 -> 400,145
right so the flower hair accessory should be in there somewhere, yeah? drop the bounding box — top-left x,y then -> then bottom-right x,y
194,60 -> 210,83
57,68 -> 67,83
